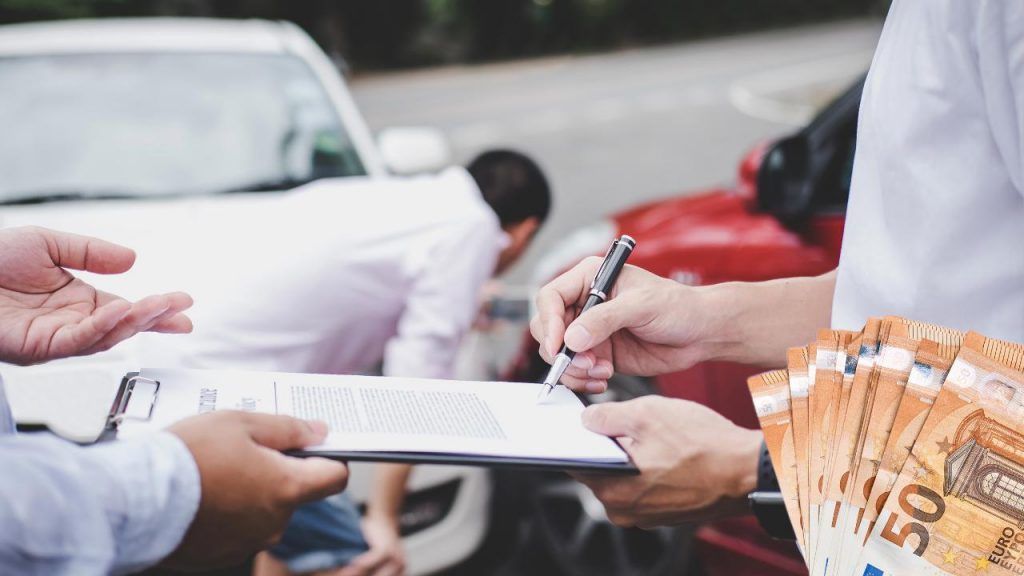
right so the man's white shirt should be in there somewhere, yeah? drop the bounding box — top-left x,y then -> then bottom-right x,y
833,0 -> 1024,341
144,166 -> 503,379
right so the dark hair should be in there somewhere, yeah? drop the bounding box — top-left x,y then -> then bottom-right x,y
467,149 -> 551,227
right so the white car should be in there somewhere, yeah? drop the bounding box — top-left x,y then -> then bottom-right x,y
0,18 -> 494,575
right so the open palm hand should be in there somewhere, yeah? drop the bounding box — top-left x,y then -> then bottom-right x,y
0,226 -> 193,365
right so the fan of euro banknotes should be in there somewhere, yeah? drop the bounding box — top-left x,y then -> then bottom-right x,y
748,317 -> 1024,576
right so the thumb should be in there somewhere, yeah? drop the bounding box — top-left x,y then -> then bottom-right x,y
280,456 -> 350,504
39,227 -> 137,274
581,403 -> 640,438
564,294 -> 641,353
245,413 -> 329,451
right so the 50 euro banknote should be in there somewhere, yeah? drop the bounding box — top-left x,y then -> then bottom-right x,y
809,330 -> 856,570
815,319 -> 884,569
831,318 -> 914,573
864,334 -> 964,547
818,318 -> 886,574
833,319 -> 959,574
789,345 -> 814,558
814,333 -> 865,575
854,332 -> 1024,575
749,369 -> 805,561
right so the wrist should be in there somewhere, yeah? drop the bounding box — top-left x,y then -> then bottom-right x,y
692,282 -> 747,364
365,509 -> 401,528
725,428 -> 763,499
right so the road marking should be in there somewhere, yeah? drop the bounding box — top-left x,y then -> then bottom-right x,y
728,50 -> 874,125
681,85 -> 719,106
582,98 -> 629,124
448,84 -> 724,146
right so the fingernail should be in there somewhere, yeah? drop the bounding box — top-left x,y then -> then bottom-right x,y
564,324 -> 592,351
589,364 -> 613,379
571,354 -> 594,369
585,381 -> 605,394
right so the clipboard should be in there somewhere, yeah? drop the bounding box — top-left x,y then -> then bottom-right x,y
98,371 -> 638,475
97,372 -> 159,442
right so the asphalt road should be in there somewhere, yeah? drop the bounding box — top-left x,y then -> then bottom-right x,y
350,19 -> 881,284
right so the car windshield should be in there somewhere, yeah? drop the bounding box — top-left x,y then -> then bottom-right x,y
0,52 -> 366,203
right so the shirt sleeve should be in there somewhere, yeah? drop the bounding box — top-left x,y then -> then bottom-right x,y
976,0 -> 1024,198
0,431 -> 200,576
382,214 -> 501,380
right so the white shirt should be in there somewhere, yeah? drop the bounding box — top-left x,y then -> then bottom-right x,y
148,167 -> 503,379
833,0 -> 1024,342
4,167 -> 502,380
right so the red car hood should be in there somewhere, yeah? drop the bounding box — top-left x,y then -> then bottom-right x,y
610,187 -> 835,285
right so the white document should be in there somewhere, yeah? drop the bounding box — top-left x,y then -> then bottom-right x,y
116,368 -> 630,465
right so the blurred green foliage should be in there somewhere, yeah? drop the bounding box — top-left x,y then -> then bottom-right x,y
0,0 -> 125,19
0,0 -> 883,70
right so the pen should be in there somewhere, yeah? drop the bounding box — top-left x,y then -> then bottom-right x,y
537,235 -> 636,402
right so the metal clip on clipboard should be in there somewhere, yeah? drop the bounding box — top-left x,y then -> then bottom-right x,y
107,375 -> 161,427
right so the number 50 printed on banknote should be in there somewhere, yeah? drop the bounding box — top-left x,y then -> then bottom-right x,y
855,333 -> 1024,575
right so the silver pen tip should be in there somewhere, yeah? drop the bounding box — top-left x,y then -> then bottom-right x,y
537,353 -> 571,403
536,383 -> 553,402
543,353 -> 571,386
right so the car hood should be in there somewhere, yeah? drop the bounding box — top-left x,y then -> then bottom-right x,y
531,184 -> 805,287
612,186 -> 803,251
0,175 -> 377,239
0,178 -> 376,295
615,185 -> 837,288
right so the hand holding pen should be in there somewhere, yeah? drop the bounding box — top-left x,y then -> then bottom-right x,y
536,236 -> 636,401
531,240 -> 718,396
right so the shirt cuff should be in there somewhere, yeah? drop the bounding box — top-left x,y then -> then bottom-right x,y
87,431 -> 201,575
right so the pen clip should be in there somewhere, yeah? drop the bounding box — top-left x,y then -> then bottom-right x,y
590,239 -> 618,289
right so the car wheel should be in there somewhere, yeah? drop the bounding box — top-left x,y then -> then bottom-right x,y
530,475 -> 694,576
523,374 -> 697,576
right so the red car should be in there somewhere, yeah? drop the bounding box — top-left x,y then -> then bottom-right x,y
502,78 -> 864,576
